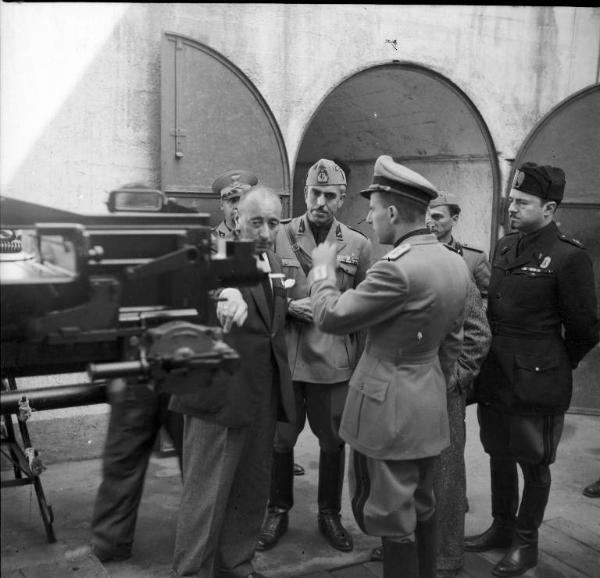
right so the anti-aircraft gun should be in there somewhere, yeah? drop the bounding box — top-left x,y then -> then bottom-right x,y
0,189 -> 267,542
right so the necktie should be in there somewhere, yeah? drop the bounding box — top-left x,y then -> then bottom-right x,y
260,255 -> 274,317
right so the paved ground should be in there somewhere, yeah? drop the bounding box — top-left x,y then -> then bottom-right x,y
2,406 -> 599,577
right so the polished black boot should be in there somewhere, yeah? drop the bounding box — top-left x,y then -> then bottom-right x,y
492,472 -> 550,576
256,450 -> 294,551
382,538 -> 418,578
415,514 -> 436,578
317,448 -> 353,552
492,529 -> 538,577
464,519 -> 514,552
465,458 -> 518,552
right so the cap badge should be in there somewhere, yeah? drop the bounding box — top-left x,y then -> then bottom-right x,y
514,170 -> 525,189
317,168 -> 329,184
540,256 -> 551,269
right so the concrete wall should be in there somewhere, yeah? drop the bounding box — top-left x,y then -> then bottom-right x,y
2,4 -> 599,215
2,4 -> 599,461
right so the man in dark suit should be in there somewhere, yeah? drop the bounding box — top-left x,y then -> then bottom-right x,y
170,185 -> 295,578
465,162 -> 599,576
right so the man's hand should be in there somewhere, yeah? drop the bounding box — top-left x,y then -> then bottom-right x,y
288,297 -> 313,322
217,288 -> 248,333
312,242 -> 337,269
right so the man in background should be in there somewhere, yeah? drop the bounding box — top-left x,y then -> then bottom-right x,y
257,159 -> 372,553
465,162 -> 599,577
427,191 -> 491,300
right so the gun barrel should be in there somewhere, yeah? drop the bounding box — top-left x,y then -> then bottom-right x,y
87,361 -> 148,380
1,382 -> 108,414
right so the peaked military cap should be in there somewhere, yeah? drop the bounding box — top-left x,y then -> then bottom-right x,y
306,159 -> 346,187
429,191 -> 460,209
212,169 -> 258,200
512,162 -> 565,202
360,155 -> 439,206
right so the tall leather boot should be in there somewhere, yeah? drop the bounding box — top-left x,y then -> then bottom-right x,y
317,448 -> 353,552
416,514 -> 437,578
382,537 -> 419,578
465,458 -> 518,551
256,450 -> 294,551
492,476 -> 550,577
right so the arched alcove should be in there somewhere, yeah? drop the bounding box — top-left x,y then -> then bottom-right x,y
293,63 -> 499,258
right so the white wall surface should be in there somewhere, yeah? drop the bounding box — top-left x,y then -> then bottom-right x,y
1,4 -> 599,220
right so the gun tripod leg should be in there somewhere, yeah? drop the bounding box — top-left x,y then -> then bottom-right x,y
1,377 -> 56,543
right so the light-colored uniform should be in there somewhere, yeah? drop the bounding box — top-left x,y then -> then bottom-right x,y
309,232 -> 470,537
446,237 -> 490,299
275,214 -> 373,384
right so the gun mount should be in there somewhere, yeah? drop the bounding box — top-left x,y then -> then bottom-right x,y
0,194 -> 268,542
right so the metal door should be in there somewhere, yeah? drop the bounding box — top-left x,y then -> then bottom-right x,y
161,32 -> 291,224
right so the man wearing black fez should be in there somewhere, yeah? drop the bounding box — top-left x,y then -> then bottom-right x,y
465,162 -> 599,576
308,155 -> 471,578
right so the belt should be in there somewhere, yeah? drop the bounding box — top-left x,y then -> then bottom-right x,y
490,322 -> 560,339
364,343 -> 438,365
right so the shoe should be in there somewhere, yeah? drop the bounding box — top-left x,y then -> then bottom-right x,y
90,542 -> 132,562
318,514 -> 353,552
464,520 -> 513,552
293,463 -> 305,476
370,545 -> 383,561
491,540 -> 538,576
583,479 -> 600,498
256,510 -> 288,551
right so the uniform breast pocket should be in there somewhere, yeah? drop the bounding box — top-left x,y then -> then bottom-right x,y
511,270 -> 555,309
512,353 -> 562,407
336,262 -> 358,289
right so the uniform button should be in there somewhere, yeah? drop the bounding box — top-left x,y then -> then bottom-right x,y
535,367 -> 540,372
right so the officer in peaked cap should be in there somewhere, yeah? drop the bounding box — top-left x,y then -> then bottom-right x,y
465,162 -> 598,576
257,158 -> 373,553
211,169 -> 259,243
308,154 -> 471,577
426,191 -> 491,299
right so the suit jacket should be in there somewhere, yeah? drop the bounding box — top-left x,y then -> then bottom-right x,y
477,221 -> 599,414
170,250 -> 295,428
274,214 -> 373,383
309,232 -> 470,460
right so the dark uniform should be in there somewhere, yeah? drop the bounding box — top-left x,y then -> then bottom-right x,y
466,162 -> 599,577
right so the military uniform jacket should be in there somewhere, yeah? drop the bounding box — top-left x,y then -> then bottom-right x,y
170,250 -> 295,428
477,221 -> 599,415
446,237 -> 491,299
274,214 -> 373,383
309,233 -> 470,460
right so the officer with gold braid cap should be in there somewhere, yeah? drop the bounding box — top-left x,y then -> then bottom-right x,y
308,155 -> 470,578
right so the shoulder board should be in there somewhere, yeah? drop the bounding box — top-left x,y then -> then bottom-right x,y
382,243 -> 411,261
346,225 -> 368,239
280,218 -> 292,225
461,242 -> 484,254
559,234 -> 585,249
